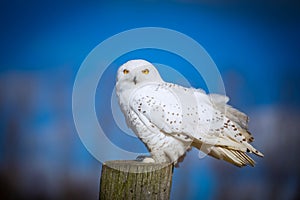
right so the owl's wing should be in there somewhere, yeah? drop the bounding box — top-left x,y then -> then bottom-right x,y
129,84 -> 246,148
130,83 -> 263,167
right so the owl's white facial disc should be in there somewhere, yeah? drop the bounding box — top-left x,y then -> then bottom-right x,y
116,59 -> 163,92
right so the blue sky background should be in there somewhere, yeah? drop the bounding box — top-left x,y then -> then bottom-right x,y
0,1 -> 299,199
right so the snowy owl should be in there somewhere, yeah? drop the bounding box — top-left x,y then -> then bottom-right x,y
116,59 -> 263,167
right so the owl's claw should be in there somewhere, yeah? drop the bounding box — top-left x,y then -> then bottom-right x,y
136,155 -> 155,163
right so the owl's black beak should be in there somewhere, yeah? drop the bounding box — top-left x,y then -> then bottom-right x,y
133,76 -> 137,85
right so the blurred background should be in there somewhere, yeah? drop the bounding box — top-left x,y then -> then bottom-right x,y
1,0 -> 300,199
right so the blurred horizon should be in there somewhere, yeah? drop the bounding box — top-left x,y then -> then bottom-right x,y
0,1 -> 299,199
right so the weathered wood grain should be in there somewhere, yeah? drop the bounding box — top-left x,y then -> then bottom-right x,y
99,160 -> 174,200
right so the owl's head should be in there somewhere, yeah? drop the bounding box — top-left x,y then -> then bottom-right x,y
116,60 -> 163,91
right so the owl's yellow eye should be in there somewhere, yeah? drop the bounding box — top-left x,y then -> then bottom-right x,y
123,69 -> 129,74
142,69 -> 149,74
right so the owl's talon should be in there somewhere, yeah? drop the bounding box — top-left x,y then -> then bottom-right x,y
136,155 -> 155,163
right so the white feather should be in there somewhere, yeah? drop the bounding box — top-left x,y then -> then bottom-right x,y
116,59 -> 263,167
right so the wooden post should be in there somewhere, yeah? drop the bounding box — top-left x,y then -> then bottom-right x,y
99,160 -> 174,200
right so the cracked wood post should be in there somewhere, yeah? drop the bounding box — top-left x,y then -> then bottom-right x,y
99,160 -> 174,200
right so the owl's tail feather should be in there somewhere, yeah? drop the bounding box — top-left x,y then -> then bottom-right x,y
209,147 -> 255,167
192,141 -> 256,167
193,134 -> 263,157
